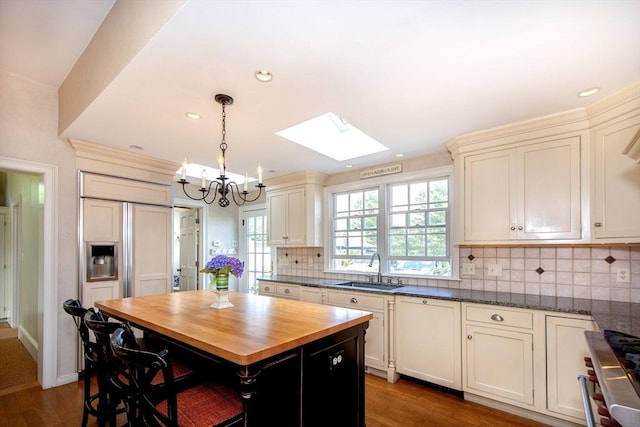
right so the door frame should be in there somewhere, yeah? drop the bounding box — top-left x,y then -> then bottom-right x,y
173,197 -> 205,289
238,204 -> 268,293
0,156 -> 57,389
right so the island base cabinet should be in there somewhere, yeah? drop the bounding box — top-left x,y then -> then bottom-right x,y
242,323 -> 367,427
546,315 -> 596,422
464,324 -> 534,406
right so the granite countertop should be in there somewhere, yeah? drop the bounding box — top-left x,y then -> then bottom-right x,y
258,274 -> 640,336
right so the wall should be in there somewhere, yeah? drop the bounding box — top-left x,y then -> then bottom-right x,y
274,245 -> 640,302
0,70 -> 79,383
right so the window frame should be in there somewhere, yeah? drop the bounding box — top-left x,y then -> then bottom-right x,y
324,165 -> 455,279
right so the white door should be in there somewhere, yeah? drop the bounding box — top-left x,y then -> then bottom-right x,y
240,207 -> 270,293
179,208 -> 198,291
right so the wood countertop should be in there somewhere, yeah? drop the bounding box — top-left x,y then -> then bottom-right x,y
95,290 -> 373,366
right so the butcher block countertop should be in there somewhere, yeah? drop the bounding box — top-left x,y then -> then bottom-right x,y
95,290 -> 373,366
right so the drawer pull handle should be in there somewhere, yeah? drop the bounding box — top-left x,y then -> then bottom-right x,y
264,286 -> 270,292
350,297 -> 358,304
510,226 -> 516,231
467,335 -> 472,340
422,300 -> 428,304
284,289 -> 290,294
491,314 -> 504,322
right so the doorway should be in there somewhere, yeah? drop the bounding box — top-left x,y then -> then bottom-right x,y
0,158 -> 57,389
173,206 -> 200,291
239,206 -> 270,294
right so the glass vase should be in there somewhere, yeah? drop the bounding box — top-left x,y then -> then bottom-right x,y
214,272 -> 229,291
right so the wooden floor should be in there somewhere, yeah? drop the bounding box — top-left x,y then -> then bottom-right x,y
0,373 -> 549,426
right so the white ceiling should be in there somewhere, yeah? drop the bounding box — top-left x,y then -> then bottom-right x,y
1,0 -> 639,180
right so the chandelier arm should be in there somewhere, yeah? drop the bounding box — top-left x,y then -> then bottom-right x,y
228,181 -> 266,204
180,180 -> 220,205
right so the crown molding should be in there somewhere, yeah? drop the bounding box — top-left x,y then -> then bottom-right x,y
69,138 -> 180,185
445,109 -> 589,156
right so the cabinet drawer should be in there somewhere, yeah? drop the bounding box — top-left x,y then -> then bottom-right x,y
276,284 -> 300,299
465,305 -> 533,329
327,290 -> 385,311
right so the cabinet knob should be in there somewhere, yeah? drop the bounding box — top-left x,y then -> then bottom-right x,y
264,286 -> 270,292
350,297 -> 358,304
510,226 -> 516,231
422,299 -> 428,304
490,314 -> 504,322
284,289 -> 290,294
594,222 -> 602,227
467,335 -> 472,340
518,226 -> 523,230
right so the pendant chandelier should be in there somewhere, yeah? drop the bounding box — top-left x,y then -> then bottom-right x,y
178,94 -> 265,207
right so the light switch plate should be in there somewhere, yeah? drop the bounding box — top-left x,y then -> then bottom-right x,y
462,263 -> 475,275
487,264 -> 503,277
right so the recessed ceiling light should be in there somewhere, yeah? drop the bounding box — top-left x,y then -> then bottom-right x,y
276,112 -> 388,161
395,153 -> 404,158
346,164 -> 354,168
578,87 -> 600,97
185,112 -> 201,119
129,145 -> 144,150
255,70 -> 273,82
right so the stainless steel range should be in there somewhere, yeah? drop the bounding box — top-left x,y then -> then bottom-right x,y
580,330 -> 640,427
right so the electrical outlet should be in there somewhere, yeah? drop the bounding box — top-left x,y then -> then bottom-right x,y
462,263 -> 475,275
617,267 -> 630,283
307,258 -> 314,269
280,258 -> 289,267
487,264 -> 503,277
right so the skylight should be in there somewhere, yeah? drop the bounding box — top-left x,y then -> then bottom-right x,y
275,112 -> 388,161
176,163 -> 253,185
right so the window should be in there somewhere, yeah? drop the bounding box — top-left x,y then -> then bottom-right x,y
388,178 -> 450,277
330,188 -> 379,272
327,171 -> 451,278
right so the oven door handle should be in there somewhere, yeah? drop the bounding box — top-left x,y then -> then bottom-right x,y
578,375 -> 597,427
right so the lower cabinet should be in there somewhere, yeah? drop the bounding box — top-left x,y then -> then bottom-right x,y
326,289 -> 389,375
395,296 -> 461,390
546,315 -> 596,421
257,281 -> 299,300
462,303 -> 535,407
300,286 -> 325,304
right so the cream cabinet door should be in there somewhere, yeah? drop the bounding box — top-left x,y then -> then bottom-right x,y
83,199 -> 121,242
464,149 -> 515,241
518,137 -> 581,240
592,115 -> 640,240
396,297 -> 461,390
300,287 -> 325,304
267,187 -> 306,245
464,324 -> 534,406
131,204 -> 172,297
546,315 -> 596,422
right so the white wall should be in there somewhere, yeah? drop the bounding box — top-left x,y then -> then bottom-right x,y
0,70 -> 79,383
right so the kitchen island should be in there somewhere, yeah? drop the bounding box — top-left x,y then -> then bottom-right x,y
96,290 -> 372,427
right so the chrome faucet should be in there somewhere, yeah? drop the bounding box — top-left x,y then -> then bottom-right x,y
368,252 -> 382,283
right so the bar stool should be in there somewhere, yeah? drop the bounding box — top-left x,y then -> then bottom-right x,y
83,310 -> 129,426
110,327 -> 244,427
62,299 -> 102,427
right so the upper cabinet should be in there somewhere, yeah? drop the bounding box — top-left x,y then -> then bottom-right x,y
448,81 -> 640,245
588,90 -> 640,242
266,172 -> 327,247
463,137 -> 581,242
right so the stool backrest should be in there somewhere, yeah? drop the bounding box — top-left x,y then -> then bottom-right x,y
62,299 -> 95,359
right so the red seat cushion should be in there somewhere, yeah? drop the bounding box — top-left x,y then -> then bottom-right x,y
156,382 -> 243,427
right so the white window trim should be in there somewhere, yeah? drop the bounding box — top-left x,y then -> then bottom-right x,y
323,165 -> 458,280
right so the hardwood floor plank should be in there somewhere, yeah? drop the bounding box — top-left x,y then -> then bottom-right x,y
0,373 -> 550,426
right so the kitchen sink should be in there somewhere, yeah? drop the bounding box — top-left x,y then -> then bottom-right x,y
335,281 -> 401,292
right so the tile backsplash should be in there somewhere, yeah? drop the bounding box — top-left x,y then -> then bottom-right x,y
274,245 -> 640,302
